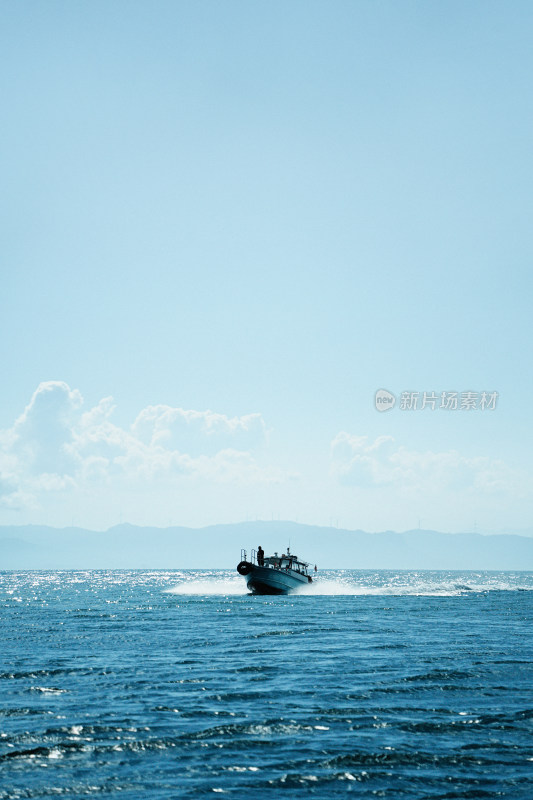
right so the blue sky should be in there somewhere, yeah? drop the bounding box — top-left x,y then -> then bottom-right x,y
1,1 -> 532,532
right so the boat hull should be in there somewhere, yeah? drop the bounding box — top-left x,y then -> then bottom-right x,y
238,563 -> 311,595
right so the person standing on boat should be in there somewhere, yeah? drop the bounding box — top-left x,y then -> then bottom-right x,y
257,545 -> 264,566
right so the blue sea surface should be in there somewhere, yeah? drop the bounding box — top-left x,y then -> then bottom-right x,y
1,569 -> 532,798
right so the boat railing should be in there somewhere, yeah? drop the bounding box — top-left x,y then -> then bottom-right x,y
241,548 -> 259,565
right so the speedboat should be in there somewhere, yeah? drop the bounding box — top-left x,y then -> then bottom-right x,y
236,546 -> 314,595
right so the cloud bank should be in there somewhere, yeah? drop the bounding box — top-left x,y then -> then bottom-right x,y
330,432 -> 531,498
0,381 -> 277,511
1,383 -> 530,531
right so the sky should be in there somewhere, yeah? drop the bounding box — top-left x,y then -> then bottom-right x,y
1,0 -> 532,533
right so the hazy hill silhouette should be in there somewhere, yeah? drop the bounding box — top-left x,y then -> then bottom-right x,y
1,521 -> 532,570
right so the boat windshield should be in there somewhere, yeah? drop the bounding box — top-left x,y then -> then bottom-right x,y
264,555 -> 308,574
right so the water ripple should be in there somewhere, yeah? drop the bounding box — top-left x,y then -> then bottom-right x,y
1,569 -> 532,799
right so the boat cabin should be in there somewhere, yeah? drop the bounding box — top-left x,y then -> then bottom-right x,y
263,549 -> 310,576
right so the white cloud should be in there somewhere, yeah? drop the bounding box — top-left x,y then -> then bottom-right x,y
331,432 -> 532,498
132,405 -> 266,456
10,381 -> 82,477
0,381 -> 278,510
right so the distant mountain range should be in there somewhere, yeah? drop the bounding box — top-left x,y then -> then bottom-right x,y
1,521 -> 532,570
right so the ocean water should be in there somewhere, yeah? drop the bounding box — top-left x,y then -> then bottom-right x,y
1,570 -> 532,799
